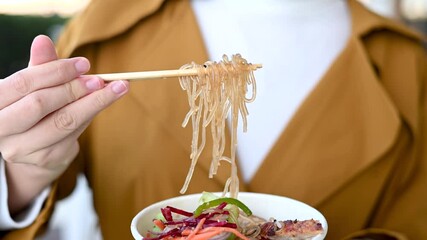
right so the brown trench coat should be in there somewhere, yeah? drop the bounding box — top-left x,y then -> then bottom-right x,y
2,0 -> 427,239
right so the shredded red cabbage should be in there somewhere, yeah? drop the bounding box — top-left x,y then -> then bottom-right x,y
145,203 -> 238,240
165,206 -> 193,217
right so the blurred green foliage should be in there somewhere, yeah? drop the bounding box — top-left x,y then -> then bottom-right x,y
0,14 -> 68,78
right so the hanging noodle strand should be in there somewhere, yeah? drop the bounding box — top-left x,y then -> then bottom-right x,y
179,54 -> 257,199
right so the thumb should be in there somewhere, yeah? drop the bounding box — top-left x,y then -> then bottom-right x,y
28,35 -> 58,67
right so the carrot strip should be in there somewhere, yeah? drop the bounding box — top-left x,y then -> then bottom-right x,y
153,219 -> 165,230
187,218 -> 206,240
191,231 -> 222,240
197,227 -> 249,240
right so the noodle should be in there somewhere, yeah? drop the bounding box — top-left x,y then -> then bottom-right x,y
179,54 -> 257,198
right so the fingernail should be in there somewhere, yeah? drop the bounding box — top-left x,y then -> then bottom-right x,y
85,78 -> 101,90
75,58 -> 90,74
111,81 -> 128,94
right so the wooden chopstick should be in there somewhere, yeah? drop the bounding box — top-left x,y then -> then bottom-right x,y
94,64 -> 262,81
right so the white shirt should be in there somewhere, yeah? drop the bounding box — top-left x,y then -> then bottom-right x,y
0,0 -> 351,231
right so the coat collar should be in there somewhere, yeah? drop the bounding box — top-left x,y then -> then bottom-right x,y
58,0 -> 424,59
349,0 -> 424,40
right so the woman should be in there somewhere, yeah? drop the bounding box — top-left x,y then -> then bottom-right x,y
1,0 -> 426,239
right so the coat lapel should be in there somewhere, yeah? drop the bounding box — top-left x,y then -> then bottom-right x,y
117,0 -> 236,190
248,0 -> 423,206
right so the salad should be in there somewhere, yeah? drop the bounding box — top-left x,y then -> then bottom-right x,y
143,192 -> 323,240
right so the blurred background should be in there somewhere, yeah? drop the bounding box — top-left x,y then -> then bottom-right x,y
0,0 -> 89,79
0,0 -> 426,239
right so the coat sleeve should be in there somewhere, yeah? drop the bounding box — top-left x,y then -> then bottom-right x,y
342,228 -> 408,240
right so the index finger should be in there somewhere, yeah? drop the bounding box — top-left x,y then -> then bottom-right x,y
0,57 -> 90,110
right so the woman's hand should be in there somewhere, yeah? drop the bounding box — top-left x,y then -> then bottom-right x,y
0,35 -> 129,214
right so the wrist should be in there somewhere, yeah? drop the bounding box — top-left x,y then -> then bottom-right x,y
4,161 -> 61,215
